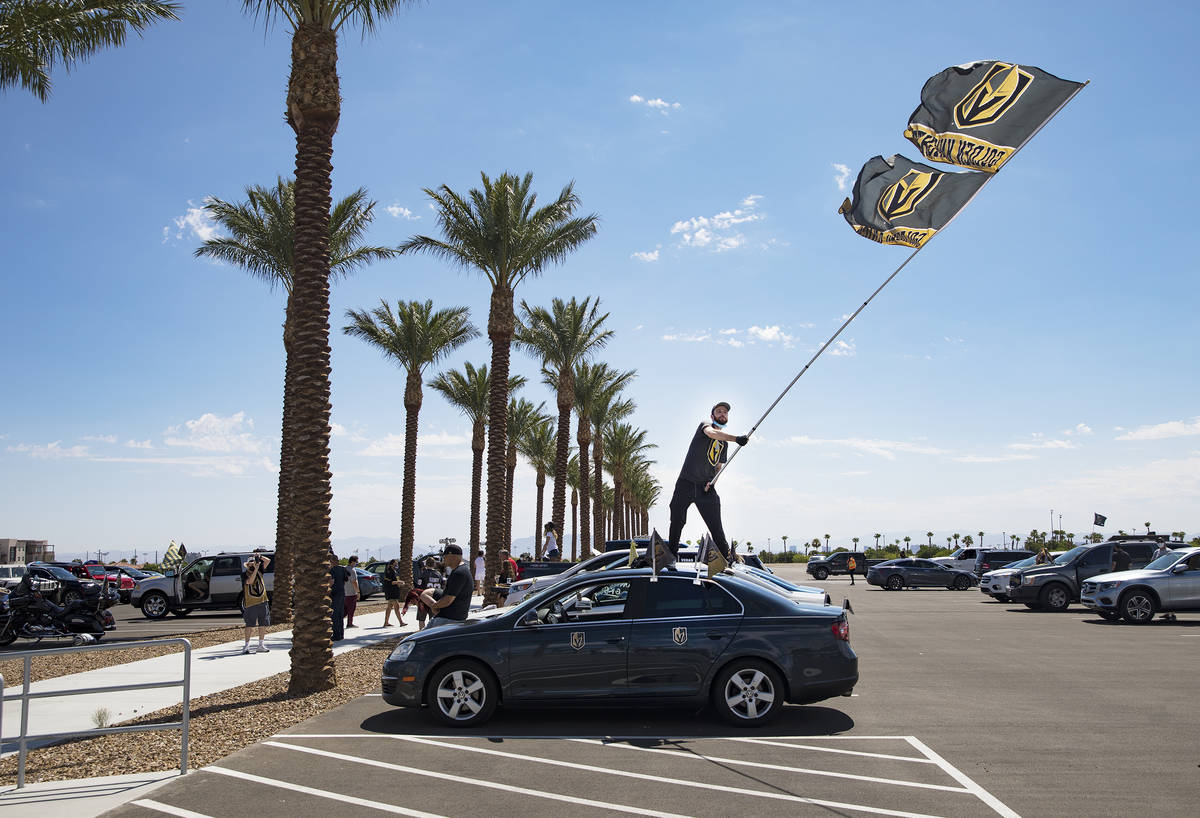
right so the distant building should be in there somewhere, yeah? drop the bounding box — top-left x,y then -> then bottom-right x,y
1,539 -> 56,564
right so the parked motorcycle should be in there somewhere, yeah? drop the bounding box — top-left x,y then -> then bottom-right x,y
0,574 -> 116,648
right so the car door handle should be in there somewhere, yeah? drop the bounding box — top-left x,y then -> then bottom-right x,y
707,632 -> 726,640
606,636 -> 625,644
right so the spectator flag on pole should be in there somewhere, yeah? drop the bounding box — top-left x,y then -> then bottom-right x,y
628,537 -> 638,567
1094,513 -> 1107,527
839,155 -> 988,248
904,61 -> 1085,173
162,539 -> 187,570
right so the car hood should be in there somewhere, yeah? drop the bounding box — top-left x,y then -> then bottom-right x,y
981,567 -> 1019,580
1086,568 -> 1165,584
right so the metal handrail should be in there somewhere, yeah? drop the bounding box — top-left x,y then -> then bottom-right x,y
1,637 -> 191,789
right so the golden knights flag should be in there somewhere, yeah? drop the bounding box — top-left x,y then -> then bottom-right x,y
628,538 -> 638,567
1094,513 -> 1107,527
839,155 -> 988,248
905,61 -> 1084,173
162,540 -> 187,571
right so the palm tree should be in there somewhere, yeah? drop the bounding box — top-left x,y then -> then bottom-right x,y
589,392 -> 635,555
241,0 -> 412,697
903,535 -> 911,555
516,417 -> 556,557
780,535 -> 788,553
504,398 -> 550,557
343,300 -> 477,595
604,423 -> 655,541
516,296 -> 613,547
1144,521 -> 1151,534
963,534 -> 974,549
978,530 -> 985,549
573,363 -> 635,560
824,533 -> 831,552
851,536 -> 859,554
953,533 -> 961,549
873,533 -> 881,552
196,180 -> 396,626
1,0 -> 179,102
565,453 -> 581,560
429,364 -> 525,568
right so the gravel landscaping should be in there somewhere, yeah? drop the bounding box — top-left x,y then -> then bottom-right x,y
0,634 -> 401,785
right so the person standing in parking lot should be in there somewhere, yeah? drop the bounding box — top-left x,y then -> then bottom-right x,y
240,554 -> 271,654
1112,544 -> 1131,573
847,555 -> 857,585
1153,542 -> 1172,560
382,558 -> 405,628
329,554 -> 347,642
420,544 -> 472,623
1036,548 -> 1052,564
343,555 -> 360,628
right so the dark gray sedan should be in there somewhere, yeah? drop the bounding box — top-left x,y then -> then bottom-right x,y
867,558 -> 979,591
382,567 -> 857,727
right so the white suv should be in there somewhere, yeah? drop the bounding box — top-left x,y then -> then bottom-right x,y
932,547 -> 985,572
979,554 -> 1062,601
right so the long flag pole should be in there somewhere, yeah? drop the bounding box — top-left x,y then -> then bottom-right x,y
711,80 -> 1089,488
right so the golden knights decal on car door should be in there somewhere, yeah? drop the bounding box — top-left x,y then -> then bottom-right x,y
672,626 -> 688,645
570,632 -> 585,650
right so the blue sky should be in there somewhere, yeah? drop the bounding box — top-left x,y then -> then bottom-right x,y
3,0 -> 1198,560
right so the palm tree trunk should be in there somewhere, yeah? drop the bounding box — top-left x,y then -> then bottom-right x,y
285,22 -> 340,696
592,437 -> 604,554
576,421 -> 592,559
534,470 -> 545,558
570,487 -> 578,561
613,476 -> 624,540
483,287 -> 513,605
468,419 -> 484,569
551,381 -> 572,545
505,443 -> 517,552
271,308 -> 295,624
399,372 -> 422,594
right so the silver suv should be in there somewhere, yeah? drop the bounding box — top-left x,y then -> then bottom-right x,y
131,551 -> 274,619
1080,546 -> 1200,623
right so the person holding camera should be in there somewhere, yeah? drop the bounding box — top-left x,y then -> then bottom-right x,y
240,553 -> 272,654
420,544 -> 472,623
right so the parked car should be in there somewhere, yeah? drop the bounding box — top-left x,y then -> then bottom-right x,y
1007,540 -> 1158,611
931,547 -> 992,573
28,562 -> 119,607
1080,546 -> 1200,623
131,551 -> 275,619
0,565 -> 27,590
980,553 -> 1064,601
382,568 -> 857,727
973,549 -> 1035,576
355,568 -> 383,600
805,552 -> 882,581
866,558 -> 979,591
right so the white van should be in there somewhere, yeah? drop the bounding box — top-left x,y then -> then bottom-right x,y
931,547 -> 985,572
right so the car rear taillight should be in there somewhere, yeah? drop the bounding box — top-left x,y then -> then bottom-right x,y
982,563 -> 990,571
831,620 -> 850,641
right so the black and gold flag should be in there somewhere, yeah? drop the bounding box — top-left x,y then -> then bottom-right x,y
838,155 -> 988,248
904,61 -> 1084,173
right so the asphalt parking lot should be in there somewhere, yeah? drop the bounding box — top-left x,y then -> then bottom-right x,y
105,607 -> 246,641
107,565 -> 1198,817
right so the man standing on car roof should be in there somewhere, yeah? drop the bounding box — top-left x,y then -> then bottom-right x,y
666,401 -> 750,567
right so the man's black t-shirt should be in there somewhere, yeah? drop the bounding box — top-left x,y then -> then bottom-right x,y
678,422 -> 726,484
329,564 -> 347,599
433,563 -> 473,621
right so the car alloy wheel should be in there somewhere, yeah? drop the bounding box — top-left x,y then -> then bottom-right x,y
429,660 -> 497,727
952,575 -> 971,591
1040,584 -> 1070,611
1097,610 -> 1121,622
141,591 -> 169,620
715,660 -> 783,726
886,575 -> 904,591
1120,591 -> 1155,624
813,568 -> 829,581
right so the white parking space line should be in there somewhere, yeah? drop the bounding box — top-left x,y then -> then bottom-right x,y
568,737 -> 970,793
725,736 -> 938,763
905,737 -> 1020,818
383,734 -> 944,818
205,765 -> 446,818
130,800 -> 215,818
262,740 -> 691,818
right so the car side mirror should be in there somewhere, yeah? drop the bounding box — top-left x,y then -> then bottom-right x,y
520,610 -> 540,626
1170,563 -> 1188,575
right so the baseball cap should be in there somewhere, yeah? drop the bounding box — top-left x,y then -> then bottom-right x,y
442,543 -> 463,556
712,401 -> 731,413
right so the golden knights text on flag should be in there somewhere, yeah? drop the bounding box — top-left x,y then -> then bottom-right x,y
839,155 -> 988,248
904,61 -> 1084,172
162,539 -> 187,571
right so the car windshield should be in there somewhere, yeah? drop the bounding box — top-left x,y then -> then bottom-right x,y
40,565 -> 78,581
1053,546 -> 1090,565
1145,551 -> 1186,571
746,568 -> 813,593
1004,556 -> 1038,570
113,566 -> 148,578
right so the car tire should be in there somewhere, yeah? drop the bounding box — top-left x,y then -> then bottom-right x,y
427,660 -> 498,727
995,595 -> 1010,603
170,608 -> 193,617
1039,584 -> 1071,612
0,623 -> 18,647
1098,610 -> 1121,622
63,590 -> 82,605
1120,590 -> 1156,624
713,659 -> 785,726
1023,602 -> 1041,609
141,591 -> 170,620
813,567 -> 829,581
952,575 -> 971,591
886,574 -> 904,591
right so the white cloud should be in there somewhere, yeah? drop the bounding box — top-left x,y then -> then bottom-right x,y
629,94 -> 681,114
784,435 -> 946,460
163,411 -> 263,453
631,249 -> 660,262
1063,423 -> 1093,437
164,199 -> 218,245
661,331 -> 711,343
125,439 -> 153,449
1116,417 -> 1200,441
419,431 -> 469,447
832,163 -> 852,191
359,434 -> 406,457
719,328 -> 738,335
670,195 -> 764,253
746,325 -> 794,345
829,339 -> 856,357
952,453 -> 1039,463
82,434 -> 117,444
386,204 -> 420,220
7,441 -> 90,459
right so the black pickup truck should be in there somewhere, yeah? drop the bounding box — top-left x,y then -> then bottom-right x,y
806,552 -> 883,580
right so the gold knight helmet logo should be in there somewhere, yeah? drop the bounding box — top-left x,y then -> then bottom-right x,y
877,169 -> 941,221
570,632 -> 585,650
953,62 -> 1034,129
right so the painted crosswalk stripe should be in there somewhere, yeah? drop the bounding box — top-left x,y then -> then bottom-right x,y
383,734 -> 946,818
721,736 -> 937,763
262,740 -> 691,818
905,737 -> 1020,818
130,800 -> 214,818
205,765 -> 445,817
569,737 -> 969,792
